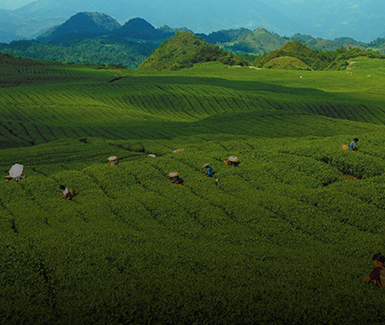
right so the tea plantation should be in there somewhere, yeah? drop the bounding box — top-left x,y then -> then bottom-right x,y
1,55 -> 385,324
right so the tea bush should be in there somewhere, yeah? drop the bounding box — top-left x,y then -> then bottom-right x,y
1,134 -> 385,323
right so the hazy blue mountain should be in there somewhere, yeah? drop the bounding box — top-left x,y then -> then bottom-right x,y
38,12 -> 120,43
11,0 -> 385,42
11,0 -> 302,40
0,9 -> 25,42
1,0 -> 385,43
0,0 -> 33,10
109,18 -> 172,40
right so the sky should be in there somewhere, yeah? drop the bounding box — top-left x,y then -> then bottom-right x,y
0,0 -> 34,10
0,0 -> 363,11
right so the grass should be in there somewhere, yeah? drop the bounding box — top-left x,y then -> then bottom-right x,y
1,57 -> 385,324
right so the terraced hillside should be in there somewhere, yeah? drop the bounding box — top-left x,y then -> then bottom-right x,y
1,57 -> 385,149
1,56 -> 385,324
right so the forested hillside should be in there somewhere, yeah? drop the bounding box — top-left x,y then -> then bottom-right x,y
253,41 -> 385,70
139,32 -> 247,70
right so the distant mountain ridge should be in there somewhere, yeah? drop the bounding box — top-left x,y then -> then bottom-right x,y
109,18 -> 173,40
29,13 -> 385,54
1,13 -> 385,69
1,0 -> 385,43
38,12 -> 121,43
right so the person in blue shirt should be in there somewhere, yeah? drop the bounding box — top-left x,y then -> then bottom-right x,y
349,138 -> 359,151
206,166 -> 213,177
202,163 -> 213,177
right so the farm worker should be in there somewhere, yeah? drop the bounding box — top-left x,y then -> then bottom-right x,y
169,172 -> 182,184
363,253 -> 385,288
349,138 -> 359,151
227,156 -> 240,166
202,163 -> 213,177
108,156 -> 118,165
8,164 -> 26,181
60,185 -> 75,200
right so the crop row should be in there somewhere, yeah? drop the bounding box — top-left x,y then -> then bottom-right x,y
1,135 -> 385,323
1,83 -> 385,147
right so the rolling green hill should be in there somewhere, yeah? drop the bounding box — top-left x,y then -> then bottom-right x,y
138,32 -> 247,70
262,56 -> 311,70
1,55 -> 385,323
254,41 -> 385,70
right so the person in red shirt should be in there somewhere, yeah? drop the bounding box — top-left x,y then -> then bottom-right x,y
363,253 -> 385,288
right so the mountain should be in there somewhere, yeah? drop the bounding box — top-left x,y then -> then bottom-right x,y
221,27 -> 288,55
200,28 -> 369,55
138,31 -> 247,70
109,18 -> 171,40
0,0 -> 33,10
2,0 -> 385,44
13,0 -> 300,35
368,38 -> 385,53
0,0 -> 300,43
0,15 -> 173,69
38,12 -> 120,43
198,28 -> 251,45
0,9 -> 25,43
1,12 -> 384,70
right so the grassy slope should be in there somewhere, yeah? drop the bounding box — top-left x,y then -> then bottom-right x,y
1,58 -> 385,148
1,58 -> 385,323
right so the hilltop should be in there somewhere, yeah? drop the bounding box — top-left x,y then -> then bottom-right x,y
109,17 -> 173,40
216,27 -> 287,55
38,12 -> 120,43
138,31 -> 247,70
253,41 -> 385,70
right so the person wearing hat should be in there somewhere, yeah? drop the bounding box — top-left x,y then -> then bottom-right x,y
227,156 -> 239,166
349,138 -> 359,151
169,172 -> 182,184
7,164 -> 26,181
108,156 -> 118,165
202,163 -> 213,177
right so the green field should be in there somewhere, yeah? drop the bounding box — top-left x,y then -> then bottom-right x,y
1,56 -> 385,324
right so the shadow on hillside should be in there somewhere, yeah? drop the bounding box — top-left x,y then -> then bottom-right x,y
127,75 -> 326,96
